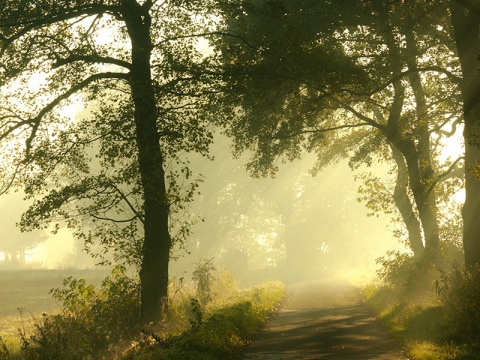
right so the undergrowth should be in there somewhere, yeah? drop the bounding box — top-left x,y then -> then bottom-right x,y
124,282 -> 284,360
364,241 -> 480,360
0,262 -> 284,360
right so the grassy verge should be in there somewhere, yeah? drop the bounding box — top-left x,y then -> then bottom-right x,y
124,281 -> 285,360
363,282 -> 480,360
0,269 -> 109,317
0,266 -> 284,360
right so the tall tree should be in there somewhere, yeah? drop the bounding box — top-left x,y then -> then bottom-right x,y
0,0 -> 220,322
214,0 -> 463,256
450,0 -> 480,268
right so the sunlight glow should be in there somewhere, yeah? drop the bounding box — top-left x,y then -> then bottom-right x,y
438,122 -> 464,162
26,229 -> 76,269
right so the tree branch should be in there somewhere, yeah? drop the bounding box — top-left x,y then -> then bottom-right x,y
328,96 -> 384,130
90,213 -> 142,224
13,72 -> 129,159
271,123 -> 369,140
53,54 -> 132,70
427,155 -> 465,195
156,31 -> 256,49
364,66 -> 462,96
114,186 -> 145,225
0,4 -> 121,56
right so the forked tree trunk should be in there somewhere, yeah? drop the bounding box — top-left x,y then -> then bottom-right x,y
405,29 -> 440,254
390,146 -> 425,256
376,3 -> 441,254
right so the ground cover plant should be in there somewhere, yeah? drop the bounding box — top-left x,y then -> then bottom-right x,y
0,263 -> 284,360
364,242 -> 480,360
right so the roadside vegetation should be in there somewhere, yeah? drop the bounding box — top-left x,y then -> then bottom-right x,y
364,241 -> 480,360
0,261 -> 284,360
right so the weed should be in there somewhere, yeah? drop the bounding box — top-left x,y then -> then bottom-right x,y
124,281 -> 285,360
1,265 -> 284,360
364,242 -> 480,360
189,298 -> 204,330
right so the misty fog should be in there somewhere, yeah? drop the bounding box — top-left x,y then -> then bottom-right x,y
0,133 -> 400,285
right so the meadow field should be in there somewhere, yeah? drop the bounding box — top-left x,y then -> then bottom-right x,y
0,269 -> 109,343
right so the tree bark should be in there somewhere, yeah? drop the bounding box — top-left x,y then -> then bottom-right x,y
390,145 -> 425,256
394,139 -> 441,253
450,1 -> 480,268
122,0 -> 171,323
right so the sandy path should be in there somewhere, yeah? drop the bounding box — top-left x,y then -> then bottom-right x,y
242,278 -> 409,359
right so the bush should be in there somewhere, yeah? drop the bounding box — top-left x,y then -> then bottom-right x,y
192,258 -> 216,307
19,265 -> 140,360
124,281 -> 285,360
0,336 -> 11,360
375,241 -> 463,304
439,266 -> 480,341
364,242 -> 480,360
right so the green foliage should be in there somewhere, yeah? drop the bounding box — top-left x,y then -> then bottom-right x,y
365,243 -> 480,359
365,278 -> 480,360
192,258 -> 216,306
0,0 -> 227,323
1,265 -> 283,360
19,266 -> 140,360
438,266 -> 480,341
188,298 -> 204,330
125,281 -> 285,360
0,336 -> 11,360
375,241 -> 463,303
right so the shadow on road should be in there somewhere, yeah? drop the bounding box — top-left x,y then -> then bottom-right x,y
242,278 -> 409,359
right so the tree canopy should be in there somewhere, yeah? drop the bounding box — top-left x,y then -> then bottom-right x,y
214,0 -> 464,258
0,0 -> 224,322
1,0 -> 480,326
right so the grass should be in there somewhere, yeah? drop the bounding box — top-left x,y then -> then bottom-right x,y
363,282 -> 480,360
0,267 -> 285,360
0,269 -> 109,316
124,281 -> 285,360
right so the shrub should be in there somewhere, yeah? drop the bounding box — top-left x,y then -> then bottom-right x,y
439,266 -> 480,340
192,258 -> 216,306
375,241 -> 463,304
0,336 -> 10,360
19,265 -> 140,360
124,281 -> 285,360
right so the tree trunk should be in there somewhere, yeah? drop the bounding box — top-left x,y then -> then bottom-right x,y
122,0 -> 171,323
450,1 -> 480,268
398,143 -> 441,253
376,2 -> 440,254
405,29 -> 440,253
390,145 -> 425,256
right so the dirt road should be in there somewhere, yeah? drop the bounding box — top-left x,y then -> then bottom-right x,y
242,278 -> 409,359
